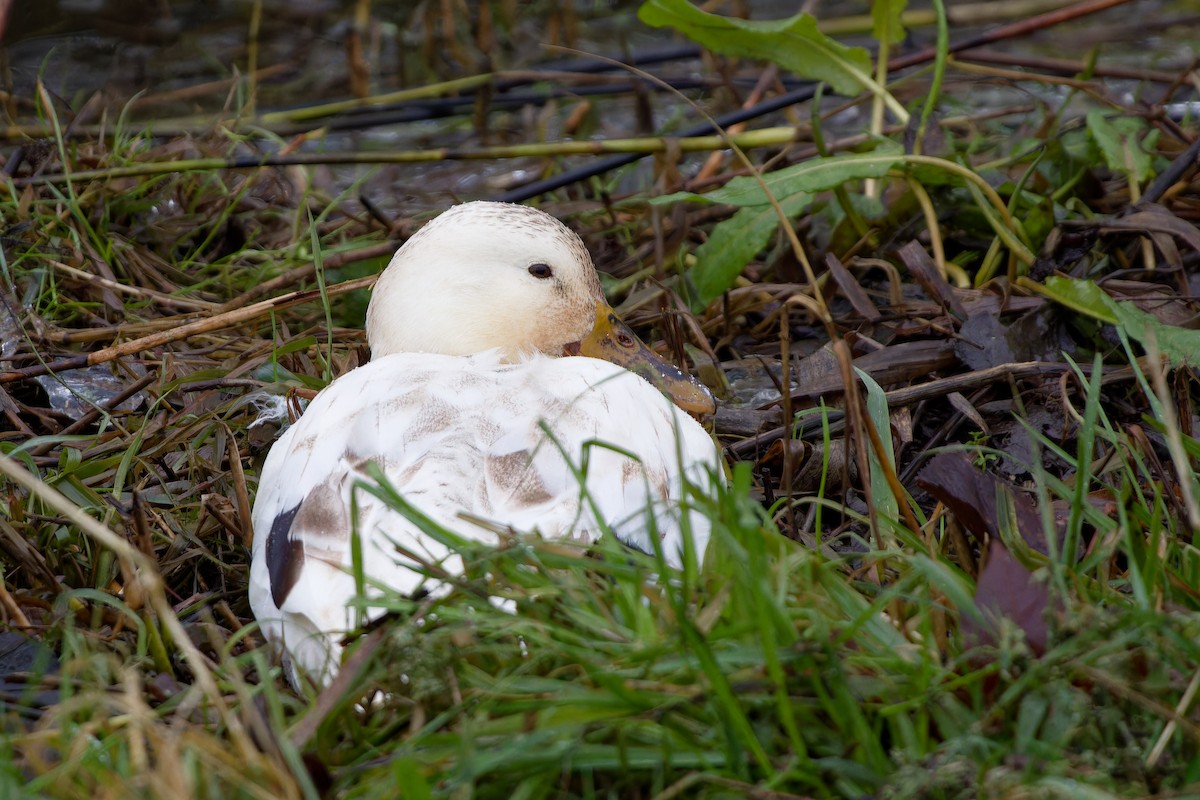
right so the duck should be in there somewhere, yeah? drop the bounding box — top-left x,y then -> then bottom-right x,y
248,201 -> 722,688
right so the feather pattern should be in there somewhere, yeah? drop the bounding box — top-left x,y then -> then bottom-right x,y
248,202 -> 721,687
249,353 -> 719,683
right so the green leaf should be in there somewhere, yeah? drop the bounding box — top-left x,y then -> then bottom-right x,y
855,366 -> 900,528
871,0 -> 908,45
390,757 -> 434,800
270,334 -> 319,357
639,0 -> 873,99
1042,276 -> 1200,366
689,193 -> 810,308
1086,110 -> 1157,183
662,145 -> 904,208
1038,275 -> 1119,324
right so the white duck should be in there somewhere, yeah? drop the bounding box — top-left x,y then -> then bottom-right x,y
249,201 -> 722,687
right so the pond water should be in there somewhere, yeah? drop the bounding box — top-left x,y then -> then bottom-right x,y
6,1 -> 1195,108
4,1 -> 683,116
3,0 -> 1196,212
3,1 -> 724,207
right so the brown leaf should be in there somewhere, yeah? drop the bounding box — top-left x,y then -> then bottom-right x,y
1115,204 -> 1200,256
762,437 -> 857,492
897,240 -> 967,318
917,452 -> 1067,655
917,452 -> 1055,556
912,455 -> 1075,657
965,540 -> 1051,654
955,296 -> 1075,371
784,340 -> 958,403
825,253 -> 881,322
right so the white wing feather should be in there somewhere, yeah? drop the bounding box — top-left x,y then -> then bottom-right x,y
248,352 -> 720,683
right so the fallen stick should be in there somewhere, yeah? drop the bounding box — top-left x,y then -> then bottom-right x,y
0,275 -> 378,384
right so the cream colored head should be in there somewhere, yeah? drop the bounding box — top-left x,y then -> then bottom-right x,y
366,201 -> 718,414
366,202 -> 603,361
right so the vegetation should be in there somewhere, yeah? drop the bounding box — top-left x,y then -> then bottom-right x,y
1,1 -> 1198,797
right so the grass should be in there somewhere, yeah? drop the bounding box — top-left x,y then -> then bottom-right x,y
1,1 -> 1200,797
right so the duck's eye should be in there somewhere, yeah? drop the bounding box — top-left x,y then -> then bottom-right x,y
528,263 -> 554,280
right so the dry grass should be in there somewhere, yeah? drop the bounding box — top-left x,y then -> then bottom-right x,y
1,1 -> 1200,797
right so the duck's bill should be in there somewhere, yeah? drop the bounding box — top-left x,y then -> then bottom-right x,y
566,302 -> 717,415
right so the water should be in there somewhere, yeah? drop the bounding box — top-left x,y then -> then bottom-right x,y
3,1 -> 666,115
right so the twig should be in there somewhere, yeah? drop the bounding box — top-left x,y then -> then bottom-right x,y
10,128 -> 809,188
0,574 -> 31,627
1140,131 -> 1200,207
728,360 -> 1138,458
217,241 -> 397,312
888,0 -> 1138,72
47,260 -> 217,312
493,87 -> 820,203
0,275 -> 378,384
957,48 -> 1185,84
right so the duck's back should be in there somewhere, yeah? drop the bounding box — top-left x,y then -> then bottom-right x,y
249,351 -> 720,682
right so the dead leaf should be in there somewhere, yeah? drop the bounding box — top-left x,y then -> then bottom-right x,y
917,452 -> 1070,655
966,540 -> 1051,654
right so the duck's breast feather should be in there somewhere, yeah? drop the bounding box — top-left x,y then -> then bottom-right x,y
249,352 -> 721,615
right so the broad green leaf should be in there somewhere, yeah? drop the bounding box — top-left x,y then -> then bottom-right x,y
1042,276 -> 1200,366
639,0 -> 873,99
1086,110 -> 1158,183
872,0 -> 908,45
1038,275 -> 1119,324
690,193 -> 810,308
660,145 -> 904,208
1095,295 -> 1200,367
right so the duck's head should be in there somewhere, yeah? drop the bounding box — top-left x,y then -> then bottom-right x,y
366,201 -> 716,414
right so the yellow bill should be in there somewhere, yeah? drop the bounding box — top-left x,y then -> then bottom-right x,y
567,302 -> 716,416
